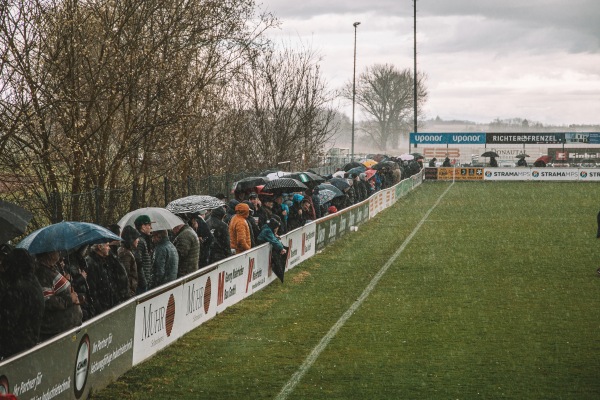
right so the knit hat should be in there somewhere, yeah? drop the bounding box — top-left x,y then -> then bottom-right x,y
235,202 -> 250,215
121,225 -> 141,247
292,193 -> 304,203
134,214 -> 152,228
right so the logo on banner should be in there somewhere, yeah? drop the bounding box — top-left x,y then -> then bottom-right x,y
580,171 -> 588,178
142,293 -> 176,340
187,281 -> 206,317
246,257 -> 257,293
301,233 -> 306,256
204,277 -> 211,314
485,171 -> 492,178
532,171 -> 540,178
74,334 -> 91,398
217,271 -> 225,305
0,375 -> 10,395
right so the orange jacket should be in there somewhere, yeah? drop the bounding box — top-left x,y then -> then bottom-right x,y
229,203 -> 251,253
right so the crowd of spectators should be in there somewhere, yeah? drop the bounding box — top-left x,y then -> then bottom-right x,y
0,157 -> 423,361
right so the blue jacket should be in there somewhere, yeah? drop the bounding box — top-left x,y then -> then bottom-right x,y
257,225 -> 284,252
152,237 -> 179,288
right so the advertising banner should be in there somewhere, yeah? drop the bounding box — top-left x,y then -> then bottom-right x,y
578,170 -> 600,181
133,285 -> 184,365
178,268 -> 220,337
410,132 -> 486,145
436,167 -> 456,181
1,302 -> 135,400
285,223 -> 316,271
530,168 -> 580,181
424,167 -> 439,181
454,167 -> 484,181
486,133 -> 564,144
368,191 -> 386,217
214,254 -> 252,314
484,168 -> 532,180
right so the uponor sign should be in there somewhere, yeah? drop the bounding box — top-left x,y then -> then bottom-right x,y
410,133 -> 486,145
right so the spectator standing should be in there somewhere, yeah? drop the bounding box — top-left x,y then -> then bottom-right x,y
133,215 -> 153,293
86,242 -> 124,315
66,245 -> 96,321
35,251 -> 82,341
207,206 -> 233,263
229,202 -> 252,254
0,248 -> 44,359
428,157 -> 437,167
172,221 -> 200,277
195,211 -> 214,268
150,230 -> 179,288
118,226 -> 140,297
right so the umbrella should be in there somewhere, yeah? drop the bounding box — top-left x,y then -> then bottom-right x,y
332,170 -> 346,178
282,172 -> 325,188
315,188 -> 342,205
345,165 -> 367,176
232,176 -> 269,192
0,199 -> 33,244
364,169 -> 378,180
343,161 -> 362,172
166,195 -> 224,215
271,247 -> 288,283
411,152 -> 424,160
118,207 -> 184,231
328,177 -> 351,191
316,183 -> 344,197
515,153 -> 530,159
481,151 -> 499,158
16,221 -> 121,255
362,159 -> 377,168
399,154 -> 415,161
371,160 -> 398,170
266,171 -> 288,181
262,178 -> 308,194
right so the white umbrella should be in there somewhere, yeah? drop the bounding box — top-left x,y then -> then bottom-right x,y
332,170 -> 346,178
266,171 -> 287,180
166,195 -> 223,215
399,154 -> 415,161
118,207 -> 184,231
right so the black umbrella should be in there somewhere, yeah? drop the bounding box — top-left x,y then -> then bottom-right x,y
0,199 -> 33,244
343,161 -> 362,172
271,245 -> 289,283
232,176 -> 269,192
481,151 -> 499,158
328,177 -> 351,191
262,178 -> 308,194
282,172 -> 325,188
371,160 -> 398,170
316,183 -> 344,197
515,153 -> 530,159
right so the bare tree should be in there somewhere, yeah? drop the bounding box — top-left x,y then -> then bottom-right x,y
343,63 -> 427,151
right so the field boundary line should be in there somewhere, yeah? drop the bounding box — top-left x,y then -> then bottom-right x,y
275,182 -> 454,400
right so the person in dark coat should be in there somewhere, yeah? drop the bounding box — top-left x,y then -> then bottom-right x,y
207,206 -> 232,263
35,251 -> 82,341
134,215 -> 153,293
118,226 -> 140,297
257,219 -> 288,282
66,245 -> 96,321
195,211 -> 214,268
224,199 -> 239,225
0,248 -> 44,359
172,221 -> 200,277
442,157 -> 451,167
287,194 -> 307,231
243,200 -> 260,247
489,156 -> 498,167
86,242 -> 124,315
150,230 -> 179,288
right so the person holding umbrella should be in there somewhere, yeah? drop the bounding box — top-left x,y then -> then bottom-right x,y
172,217 -> 200,278
86,242 -> 128,315
206,206 -> 233,263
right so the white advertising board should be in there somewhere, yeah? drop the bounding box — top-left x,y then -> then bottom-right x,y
178,269 -> 220,336
283,222 -> 317,270
484,168 -> 532,180
578,170 -> 600,181
133,285 -> 184,365
531,168 -> 580,181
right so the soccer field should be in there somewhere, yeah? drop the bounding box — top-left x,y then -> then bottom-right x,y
93,181 -> 600,399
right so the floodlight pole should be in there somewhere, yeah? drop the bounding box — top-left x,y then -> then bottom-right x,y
351,21 -> 360,161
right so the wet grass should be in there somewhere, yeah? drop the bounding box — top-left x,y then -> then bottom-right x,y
92,181 -> 600,399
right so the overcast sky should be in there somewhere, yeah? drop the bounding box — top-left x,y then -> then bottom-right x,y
258,0 -> 600,126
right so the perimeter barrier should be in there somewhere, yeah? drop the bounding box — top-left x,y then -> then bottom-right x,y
424,166 -> 600,181
0,171 -> 424,399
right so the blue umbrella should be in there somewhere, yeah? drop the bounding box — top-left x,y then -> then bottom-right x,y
16,221 -> 122,254
345,165 -> 366,176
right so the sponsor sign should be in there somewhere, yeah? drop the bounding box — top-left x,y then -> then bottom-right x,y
283,223 -> 316,270
483,168 -> 532,181
454,167 -> 484,181
436,167 -> 456,181
410,132 -> 486,145
424,167 -> 438,180
578,170 -> 600,181
0,302 -> 135,399
133,287 -> 183,365
178,269 -> 220,336
530,168 -> 580,181
486,133 -> 564,144
369,191 -> 386,217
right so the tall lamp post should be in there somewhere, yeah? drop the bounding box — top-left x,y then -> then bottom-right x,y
351,21 -> 360,161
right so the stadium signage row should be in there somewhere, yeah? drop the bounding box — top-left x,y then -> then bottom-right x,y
425,167 -> 600,181
408,132 -> 600,145
0,170 -> 424,398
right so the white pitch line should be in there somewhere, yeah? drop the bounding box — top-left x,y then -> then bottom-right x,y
275,183 -> 454,400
